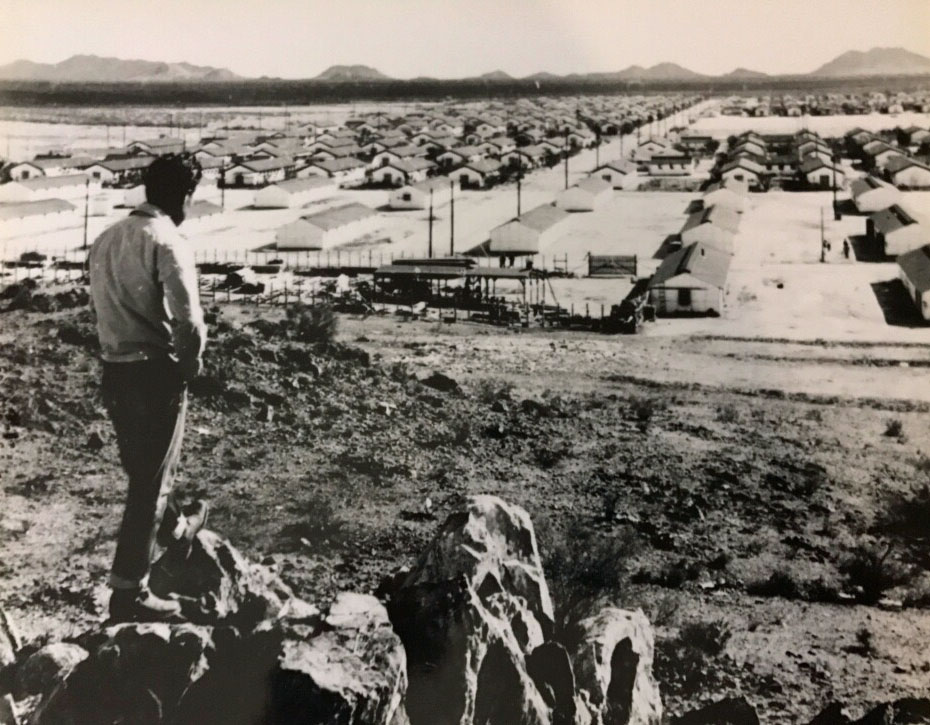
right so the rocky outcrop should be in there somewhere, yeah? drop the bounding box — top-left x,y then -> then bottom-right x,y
566,608 -> 662,725
19,531 -> 407,725
383,495 -> 661,725
671,696 -> 759,725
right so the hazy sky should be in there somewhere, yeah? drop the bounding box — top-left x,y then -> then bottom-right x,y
2,0 -> 929,78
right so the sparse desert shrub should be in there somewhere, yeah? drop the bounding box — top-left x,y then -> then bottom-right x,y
716,404 -> 740,424
542,520 -> 639,631
881,483 -> 930,544
804,407 -> 823,422
285,302 -> 338,344
628,394 -> 667,430
533,443 -> 572,469
473,378 -> 514,405
747,568 -> 802,599
839,540 -> 914,604
884,418 -> 904,439
631,558 -> 702,588
654,619 -> 732,697
679,619 -> 732,657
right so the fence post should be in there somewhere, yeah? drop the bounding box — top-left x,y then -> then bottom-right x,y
284,280 -> 288,307
600,304 -> 604,318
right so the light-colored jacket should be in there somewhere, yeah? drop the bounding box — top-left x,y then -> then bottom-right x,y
89,203 -> 206,377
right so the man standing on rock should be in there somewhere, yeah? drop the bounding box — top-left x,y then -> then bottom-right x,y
89,153 -> 209,622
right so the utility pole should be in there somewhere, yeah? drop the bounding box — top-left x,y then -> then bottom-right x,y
428,188 -> 434,258
517,165 -> 522,217
220,165 -> 225,210
563,129 -> 569,190
449,179 -> 455,256
82,180 -> 90,250
820,206 -> 825,263
832,153 -> 840,220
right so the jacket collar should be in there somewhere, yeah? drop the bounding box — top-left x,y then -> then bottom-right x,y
130,202 -> 169,219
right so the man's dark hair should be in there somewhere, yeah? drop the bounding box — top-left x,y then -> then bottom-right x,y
143,153 -> 203,205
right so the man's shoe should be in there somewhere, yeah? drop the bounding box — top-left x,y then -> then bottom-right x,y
109,588 -> 183,623
167,500 -> 209,558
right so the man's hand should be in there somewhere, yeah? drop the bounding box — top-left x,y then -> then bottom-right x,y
178,356 -> 202,383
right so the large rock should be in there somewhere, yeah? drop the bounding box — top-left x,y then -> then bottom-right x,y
809,699 -> 930,725
34,623 -> 214,724
11,644 -> 88,700
0,611 -> 20,669
566,607 -> 662,725
175,593 -> 407,725
148,529 -> 294,628
385,496 -> 555,725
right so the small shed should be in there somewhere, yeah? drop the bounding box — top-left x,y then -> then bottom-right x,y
556,177 -> 612,211
648,242 -> 731,315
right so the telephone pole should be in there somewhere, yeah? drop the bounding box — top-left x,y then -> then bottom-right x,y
82,180 -> 90,250
428,188 -> 434,258
449,179 -> 455,256
517,165 -> 523,217
563,129 -> 569,190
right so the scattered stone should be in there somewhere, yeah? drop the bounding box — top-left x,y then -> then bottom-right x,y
12,643 -> 88,700
257,404 -> 275,423
420,371 -> 459,393
807,702 -> 850,725
853,698 -> 930,724
877,597 -> 903,612
671,698 -> 758,724
375,401 -> 396,416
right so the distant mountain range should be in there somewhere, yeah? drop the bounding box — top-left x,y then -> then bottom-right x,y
2,47 -> 929,83
0,54 -> 240,82
312,64 -> 390,82
809,47 -> 930,77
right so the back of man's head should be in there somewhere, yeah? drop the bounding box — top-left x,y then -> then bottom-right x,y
143,153 -> 203,213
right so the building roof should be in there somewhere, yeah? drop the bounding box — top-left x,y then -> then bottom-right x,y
299,202 -> 376,231
235,157 -> 294,172
15,173 -> 91,191
305,157 -> 364,173
269,177 -> 335,193
593,159 -> 637,174
898,245 -> 930,293
384,158 -> 436,174
800,157 -> 842,174
574,177 -> 612,194
12,158 -> 73,170
850,175 -> 896,198
186,200 -> 223,220
721,158 -> 764,175
886,155 -> 930,175
461,159 -> 502,175
871,204 -> 920,234
511,203 -> 569,232
681,204 -> 740,235
649,242 -> 731,289
0,199 -> 76,220
129,137 -> 184,150
89,157 -> 154,172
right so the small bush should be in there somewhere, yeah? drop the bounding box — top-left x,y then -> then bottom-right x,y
473,379 -> 515,405
679,619 -> 732,657
839,541 -> 913,604
628,395 -> 667,430
716,404 -> 740,424
285,303 -> 338,344
542,521 -> 639,631
884,418 -> 904,438
533,444 -> 572,469
804,408 -> 823,422
747,568 -> 802,599
880,483 -> 930,543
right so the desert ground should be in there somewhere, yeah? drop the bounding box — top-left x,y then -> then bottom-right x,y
2,106 -> 930,721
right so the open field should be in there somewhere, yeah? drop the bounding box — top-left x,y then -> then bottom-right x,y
689,111 -> 930,139
2,300 -> 930,723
